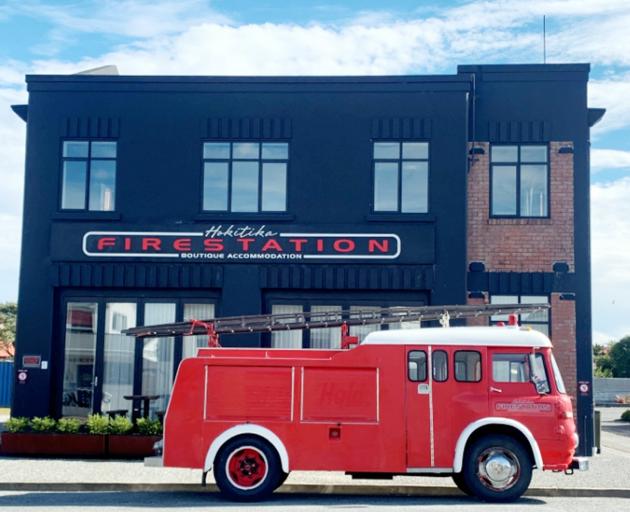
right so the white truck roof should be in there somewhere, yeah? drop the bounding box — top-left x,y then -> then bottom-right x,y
362,326 -> 552,348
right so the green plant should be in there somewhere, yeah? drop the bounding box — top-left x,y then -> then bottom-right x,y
136,417 -> 162,436
30,416 -> 57,432
108,415 -> 133,435
86,414 -> 109,435
57,417 -> 81,434
621,410 -> 630,422
5,416 -> 29,433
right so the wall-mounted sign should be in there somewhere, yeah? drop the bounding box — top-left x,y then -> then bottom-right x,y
82,225 -> 401,261
22,355 -> 42,368
51,223 -> 435,264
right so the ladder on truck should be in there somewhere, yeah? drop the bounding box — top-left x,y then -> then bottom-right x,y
122,303 -> 549,349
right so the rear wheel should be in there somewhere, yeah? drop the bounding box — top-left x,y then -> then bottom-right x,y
462,434 -> 532,502
214,436 -> 282,501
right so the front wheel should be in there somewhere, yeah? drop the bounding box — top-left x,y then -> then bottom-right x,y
462,434 -> 533,502
452,472 -> 473,496
213,435 -> 282,501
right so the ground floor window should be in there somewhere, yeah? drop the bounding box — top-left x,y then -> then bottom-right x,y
60,295 -> 215,419
489,295 -> 549,336
268,297 -> 427,349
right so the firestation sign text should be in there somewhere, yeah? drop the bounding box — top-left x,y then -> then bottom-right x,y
82,225 -> 401,261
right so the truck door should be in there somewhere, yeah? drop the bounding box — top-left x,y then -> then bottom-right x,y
431,347 -> 487,468
488,349 -> 557,434
405,348 -> 431,468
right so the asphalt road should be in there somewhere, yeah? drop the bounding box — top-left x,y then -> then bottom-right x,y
0,491 -> 628,512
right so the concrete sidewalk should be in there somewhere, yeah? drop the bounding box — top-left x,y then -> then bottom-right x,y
0,407 -> 628,498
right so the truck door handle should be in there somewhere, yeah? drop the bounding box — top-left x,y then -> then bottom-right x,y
489,386 -> 502,393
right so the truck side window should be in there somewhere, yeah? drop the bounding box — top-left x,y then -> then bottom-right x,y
432,350 -> 448,382
454,351 -> 481,382
408,350 -> 427,382
492,353 -> 530,382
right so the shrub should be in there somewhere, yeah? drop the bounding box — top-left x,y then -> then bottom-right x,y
109,415 -> 133,435
5,416 -> 29,433
621,410 -> 630,422
136,417 -> 162,436
86,414 -> 109,435
30,416 -> 57,432
57,417 -> 82,434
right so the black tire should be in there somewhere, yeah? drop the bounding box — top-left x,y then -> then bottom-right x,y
461,434 -> 533,503
276,471 -> 289,489
452,472 -> 473,496
213,435 -> 282,501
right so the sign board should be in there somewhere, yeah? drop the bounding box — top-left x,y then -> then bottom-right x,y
51,223 -> 436,264
22,355 -> 41,368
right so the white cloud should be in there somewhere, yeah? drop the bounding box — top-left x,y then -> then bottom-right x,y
591,178 -> 630,341
9,0 -> 232,39
589,77 -> 630,135
591,148 -> 630,172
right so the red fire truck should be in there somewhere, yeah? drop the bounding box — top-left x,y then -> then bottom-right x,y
125,304 -> 587,503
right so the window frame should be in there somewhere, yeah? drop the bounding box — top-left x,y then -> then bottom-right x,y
201,140 -> 289,214
432,349 -> 449,382
489,144 -> 550,219
371,140 -> 430,214
454,350 -> 482,383
59,138 -> 118,212
408,350 -> 428,382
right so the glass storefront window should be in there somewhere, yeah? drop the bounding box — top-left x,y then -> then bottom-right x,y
102,303 -> 136,414
142,303 -> 176,418
182,303 -> 215,359
62,302 -> 97,417
271,305 -> 303,348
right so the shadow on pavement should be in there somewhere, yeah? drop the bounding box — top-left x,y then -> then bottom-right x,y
0,491 -> 547,508
601,421 -> 630,438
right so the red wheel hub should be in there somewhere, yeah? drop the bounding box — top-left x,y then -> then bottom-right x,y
227,447 -> 268,488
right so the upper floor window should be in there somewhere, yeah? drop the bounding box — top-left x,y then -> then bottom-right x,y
203,141 -> 288,213
490,144 -> 548,217
373,141 -> 428,213
61,140 -> 117,211
490,295 -> 549,336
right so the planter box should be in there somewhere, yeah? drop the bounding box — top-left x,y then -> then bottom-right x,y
107,435 -> 161,459
0,432 -> 106,457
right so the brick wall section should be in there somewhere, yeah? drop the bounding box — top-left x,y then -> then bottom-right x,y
551,293 -> 577,405
467,294 -> 489,326
467,141 -> 575,272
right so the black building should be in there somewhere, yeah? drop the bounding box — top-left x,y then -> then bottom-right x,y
11,64 -> 601,455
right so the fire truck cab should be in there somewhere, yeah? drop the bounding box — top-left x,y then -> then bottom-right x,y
158,322 -> 585,503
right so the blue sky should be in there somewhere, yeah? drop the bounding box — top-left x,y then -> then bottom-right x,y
1,0 -> 629,342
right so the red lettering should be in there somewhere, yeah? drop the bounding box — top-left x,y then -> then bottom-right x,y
316,239 -> 325,252
262,239 -> 283,252
204,238 -> 224,252
142,238 -> 162,251
288,238 -> 308,252
124,237 -> 132,251
368,239 -> 389,253
333,239 -> 355,253
173,238 -> 191,252
237,238 -> 255,251
97,237 -> 116,251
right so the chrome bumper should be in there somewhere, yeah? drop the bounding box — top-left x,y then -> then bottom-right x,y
569,457 -> 589,471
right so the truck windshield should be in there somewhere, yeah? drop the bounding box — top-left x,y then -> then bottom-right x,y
551,354 -> 567,394
530,353 -> 550,394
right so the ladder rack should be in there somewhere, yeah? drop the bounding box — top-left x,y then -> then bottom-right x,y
122,303 -> 549,343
